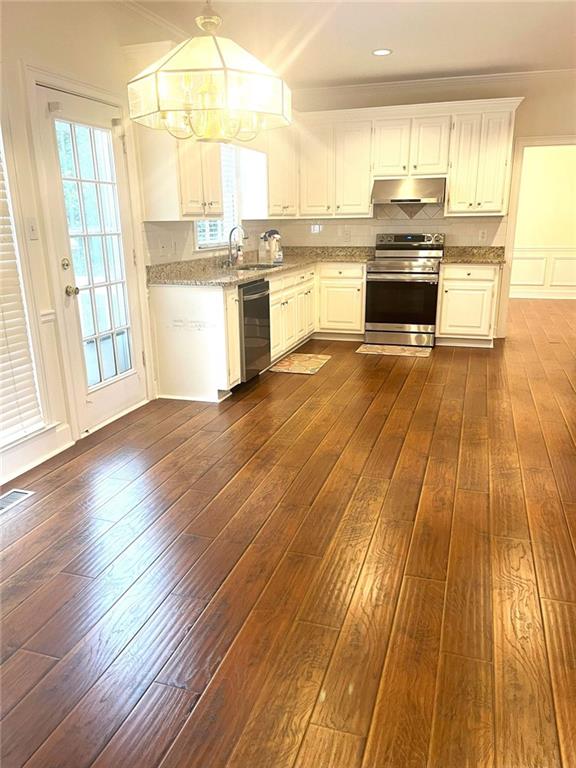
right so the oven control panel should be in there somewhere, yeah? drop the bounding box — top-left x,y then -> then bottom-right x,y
376,233 -> 445,246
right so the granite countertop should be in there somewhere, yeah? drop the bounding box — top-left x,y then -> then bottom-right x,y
146,245 -> 504,286
443,246 -> 505,264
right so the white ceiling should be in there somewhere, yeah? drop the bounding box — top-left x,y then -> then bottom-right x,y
138,1 -> 576,88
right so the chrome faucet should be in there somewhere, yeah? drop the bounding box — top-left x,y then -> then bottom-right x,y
228,225 -> 247,267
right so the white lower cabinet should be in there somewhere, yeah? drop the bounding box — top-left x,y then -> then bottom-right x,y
270,294 -> 285,360
436,264 -> 500,342
225,289 -> 241,387
319,280 -> 364,332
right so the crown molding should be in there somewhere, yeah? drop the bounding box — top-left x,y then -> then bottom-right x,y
294,68 -> 576,96
122,1 -> 188,40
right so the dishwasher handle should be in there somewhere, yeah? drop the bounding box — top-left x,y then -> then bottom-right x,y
243,290 -> 269,301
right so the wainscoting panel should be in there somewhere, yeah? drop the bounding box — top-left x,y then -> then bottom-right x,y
510,248 -> 576,298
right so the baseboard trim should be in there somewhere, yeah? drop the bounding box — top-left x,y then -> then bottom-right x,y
435,337 -> 494,348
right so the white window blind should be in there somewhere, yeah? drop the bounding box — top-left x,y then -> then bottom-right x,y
196,144 -> 238,248
0,133 -> 44,448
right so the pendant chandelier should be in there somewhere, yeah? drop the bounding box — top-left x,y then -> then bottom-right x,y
127,1 -> 291,142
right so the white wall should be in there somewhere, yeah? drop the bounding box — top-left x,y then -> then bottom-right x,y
0,1 -> 171,481
510,144 -> 576,298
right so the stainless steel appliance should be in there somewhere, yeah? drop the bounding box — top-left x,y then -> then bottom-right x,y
371,178 -> 445,205
238,279 -> 271,382
365,233 -> 444,348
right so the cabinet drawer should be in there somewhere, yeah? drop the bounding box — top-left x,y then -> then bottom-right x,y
442,264 -> 498,282
319,263 -> 364,279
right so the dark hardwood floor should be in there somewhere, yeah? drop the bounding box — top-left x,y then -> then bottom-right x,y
1,298 -> 575,768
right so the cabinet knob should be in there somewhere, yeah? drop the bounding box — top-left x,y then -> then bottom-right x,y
336,205 -> 341,210
444,289 -> 449,293
413,164 -> 417,170
326,205 -> 331,210
356,288 -> 361,292
467,272 -> 471,276
338,270 -> 343,275
477,202 -> 482,207
403,165 -> 407,170
468,202 -> 473,207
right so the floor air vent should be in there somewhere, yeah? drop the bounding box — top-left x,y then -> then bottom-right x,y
0,488 -> 34,513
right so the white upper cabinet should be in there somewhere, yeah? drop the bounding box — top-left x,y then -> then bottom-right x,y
447,110 -> 513,215
372,118 -> 411,177
179,142 -> 223,218
446,113 -> 482,213
299,122 -> 334,216
267,127 -> 298,217
409,115 -> 451,176
334,121 -> 372,216
475,111 -> 512,212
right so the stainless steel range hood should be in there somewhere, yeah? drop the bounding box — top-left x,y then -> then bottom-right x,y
371,177 -> 446,205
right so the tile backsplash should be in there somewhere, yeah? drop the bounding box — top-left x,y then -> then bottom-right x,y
143,206 -> 508,265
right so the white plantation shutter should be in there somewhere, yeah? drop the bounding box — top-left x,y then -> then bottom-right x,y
196,144 -> 238,248
0,134 -> 44,448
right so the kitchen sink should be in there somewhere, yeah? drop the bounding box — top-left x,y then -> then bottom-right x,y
236,263 -> 283,271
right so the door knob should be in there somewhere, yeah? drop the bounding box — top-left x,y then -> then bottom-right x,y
65,285 -> 79,297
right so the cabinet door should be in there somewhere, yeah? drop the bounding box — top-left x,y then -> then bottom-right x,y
446,114 -> 482,213
267,127 -> 298,216
475,111 -> 512,213
283,291 -> 298,348
225,289 -> 241,386
305,285 -> 316,334
334,121 -> 372,216
270,294 -> 284,359
438,280 -> 494,337
201,143 -> 223,216
296,287 -> 307,340
372,118 -> 411,177
299,123 -> 334,216
410,115 -> 451,175
178,140 -> 205,216
319,280 -> 363,332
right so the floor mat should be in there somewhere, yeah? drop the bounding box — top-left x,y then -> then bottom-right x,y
356,344 -> 432,358
270,353 -> 331,374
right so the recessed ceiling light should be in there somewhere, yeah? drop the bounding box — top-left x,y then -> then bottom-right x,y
372,48 -> 392,57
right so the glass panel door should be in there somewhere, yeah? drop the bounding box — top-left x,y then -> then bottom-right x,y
55,120 -> 132,388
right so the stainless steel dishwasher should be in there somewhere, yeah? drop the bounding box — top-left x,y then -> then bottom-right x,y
238,279 -> 271,382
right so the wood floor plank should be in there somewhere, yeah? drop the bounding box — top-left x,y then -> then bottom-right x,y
299,476 -> 387,627
0,534 -> 211,768
91,683 -> 197,768
428,653 -> 494,768
361,576 -> 445,767
405,457 -> 457,581
159,551 -> 321,768
491,536 -> 561,768
0,649 -> 57,719
312,518 -> 412,736
442,490 -> 492,661
541,599 -> 576,767
23,595 -> 205,768
294,725 -> 364,768
225,620 -> 338,768
0,572 -> 91,664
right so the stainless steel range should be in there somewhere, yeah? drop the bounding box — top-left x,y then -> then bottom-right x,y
365,233 -> 444,348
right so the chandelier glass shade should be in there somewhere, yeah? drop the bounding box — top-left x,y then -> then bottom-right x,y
128,33 -> 292,142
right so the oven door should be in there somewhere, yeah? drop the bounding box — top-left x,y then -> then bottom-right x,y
365,272 -> 439,334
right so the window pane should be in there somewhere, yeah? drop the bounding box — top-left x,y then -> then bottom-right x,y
94,129 -> 114,182
78,290 -> 95,337
99,185 -> 118,233
94,286 -> 111,332
195,144 -> 237,248
106,235 -> 123,280
83,339 -> 101,386
70,237 -> 89,286
74,124 -> 96,180
81,182 -> 101,233
110,283 -> 127,328
88,236 -> 106,283
55,121 -> 76,178
100,334 -> 116,379
63,180 -> 82,234
115,330 -> 131,373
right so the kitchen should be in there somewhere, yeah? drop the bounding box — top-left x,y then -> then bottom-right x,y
1,2 -> 575,767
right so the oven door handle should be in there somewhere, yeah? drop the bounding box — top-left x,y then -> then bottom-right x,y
366,273 -> 439,284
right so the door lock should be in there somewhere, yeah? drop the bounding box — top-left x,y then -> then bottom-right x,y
65,285 -> 80,297
61,257 -> 71,270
